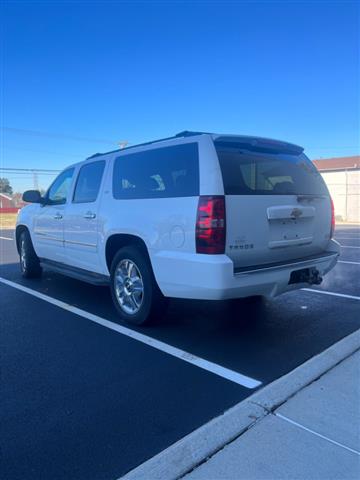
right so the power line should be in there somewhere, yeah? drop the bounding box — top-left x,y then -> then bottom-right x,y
2,126 -> 126,146
0,168 -> 59,190
1,174 -> 58,178
0,168 -> 61,173
2,146 -> 85,158
1,127 -> 358,151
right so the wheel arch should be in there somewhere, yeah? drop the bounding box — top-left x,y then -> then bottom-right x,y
105,233 -> 152,273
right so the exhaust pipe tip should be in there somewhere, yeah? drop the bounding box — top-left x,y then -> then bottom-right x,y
310,269 -> 323,285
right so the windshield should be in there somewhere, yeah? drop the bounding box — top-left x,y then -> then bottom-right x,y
215,145 -> 328,196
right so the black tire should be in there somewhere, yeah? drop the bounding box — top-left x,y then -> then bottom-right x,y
110,246 -> 167,326
19,230 -> 42,278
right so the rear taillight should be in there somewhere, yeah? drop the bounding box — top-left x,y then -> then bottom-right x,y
330,196 -> 335,238
196,196 -> 226,254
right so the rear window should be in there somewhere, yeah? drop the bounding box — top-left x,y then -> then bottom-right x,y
215,144 -> 328,196
113,143 -> 199,199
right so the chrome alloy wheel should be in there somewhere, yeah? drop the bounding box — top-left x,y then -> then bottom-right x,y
20,239 -> 27,271
114,259 -> 144,315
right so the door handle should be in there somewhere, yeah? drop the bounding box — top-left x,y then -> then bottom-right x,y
54,213 -> 63,220
83,212 -> 96,219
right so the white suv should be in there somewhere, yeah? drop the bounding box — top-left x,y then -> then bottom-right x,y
16,131 -> 340,325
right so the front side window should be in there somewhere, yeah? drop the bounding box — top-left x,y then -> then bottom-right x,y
113,143 -> 199,199
73,161 -> 105,203
47,168 -> 75,205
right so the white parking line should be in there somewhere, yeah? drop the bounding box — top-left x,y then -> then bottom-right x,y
302,288 -> 360,301
336,237 -> 360,240
339,245 -> 360,249
336,225 -> 360,228
0,276 -> 262,389
275,413 -> 360,456
0,236 -> 12,241
338,260 -> 360,266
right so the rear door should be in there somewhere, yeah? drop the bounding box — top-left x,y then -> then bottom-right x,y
215,140 -> 332,269
64,160 -> 106,272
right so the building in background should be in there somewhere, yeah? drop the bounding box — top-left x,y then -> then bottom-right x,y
0,193 -> 16,211
0,192 -> 26,213
313,156 -> 360,223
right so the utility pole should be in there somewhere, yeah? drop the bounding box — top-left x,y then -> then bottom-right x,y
118,141 -> 128,149
345,169 -> 348,222
32,170 -> 39,190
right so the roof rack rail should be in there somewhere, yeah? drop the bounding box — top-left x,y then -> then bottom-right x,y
87,131 -> 209,159
175,130 -> 210,137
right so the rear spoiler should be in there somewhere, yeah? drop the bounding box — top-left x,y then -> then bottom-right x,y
214,135 -> 304,156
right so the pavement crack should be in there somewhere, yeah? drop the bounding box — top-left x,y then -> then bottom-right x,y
248,400 -> 272,414
177,409 -> 268,480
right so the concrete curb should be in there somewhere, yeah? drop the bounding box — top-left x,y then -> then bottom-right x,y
122,329 -> 360,480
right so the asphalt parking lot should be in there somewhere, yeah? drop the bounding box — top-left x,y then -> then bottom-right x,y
1,225 -> 360,480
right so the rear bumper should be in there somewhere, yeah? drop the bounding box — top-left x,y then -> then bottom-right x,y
151,240 -> 340,300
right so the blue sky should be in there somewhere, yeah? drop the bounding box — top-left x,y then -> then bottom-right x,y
1,0 -> 359,192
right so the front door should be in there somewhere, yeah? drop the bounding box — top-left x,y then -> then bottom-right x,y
33,168 -> 75,263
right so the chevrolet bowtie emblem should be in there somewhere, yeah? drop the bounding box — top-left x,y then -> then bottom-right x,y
290,208 -> 303,218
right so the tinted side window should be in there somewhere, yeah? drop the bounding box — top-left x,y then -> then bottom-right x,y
73,161 -> 105,203
216,145 -> 328,196
47,168 -> 75,205
113,143 -> 199,199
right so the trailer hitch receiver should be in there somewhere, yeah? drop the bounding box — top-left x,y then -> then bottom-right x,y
289,267 -> 323,285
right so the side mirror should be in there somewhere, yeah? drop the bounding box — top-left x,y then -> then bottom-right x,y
22,190 -> 44,204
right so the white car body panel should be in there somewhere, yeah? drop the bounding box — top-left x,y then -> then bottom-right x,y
32,203 -> 67,262
225,194 -> 333,269
151,245 -> 339,299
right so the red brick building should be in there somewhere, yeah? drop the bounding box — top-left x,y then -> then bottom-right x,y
0,193 -> 19,213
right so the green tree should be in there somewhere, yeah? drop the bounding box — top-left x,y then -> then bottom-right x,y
0,177 -> 13,195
